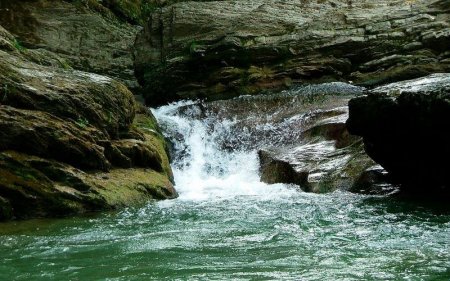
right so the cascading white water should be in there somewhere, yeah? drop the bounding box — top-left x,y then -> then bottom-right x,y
152,100 -> 297,202
151,83 -> 365,202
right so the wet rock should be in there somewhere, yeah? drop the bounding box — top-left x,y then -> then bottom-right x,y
0,151 -> 107,219
351,165 -> 396,195
106,139 -> 163,171
0,0 -> 140,89
0,106 -> 110,171
0,151 -> 177,220
0,195 -> 12,221
0,50 -> 135,139
347,73 -> 450,198
259,150 -> 307,187
258,108 -> 388,193
0,26 -> 176,221
134,0 -> 450,105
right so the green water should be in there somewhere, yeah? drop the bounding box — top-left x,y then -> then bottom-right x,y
0,191 -> 449,280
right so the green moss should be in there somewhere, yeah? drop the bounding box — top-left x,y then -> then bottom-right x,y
134,112 -> 160,133
12,39 -> 25,52
59,59 -> 72,70
76,117 -> 90,128
141,1 -> 159,20
134,113 -> 173,179
92,168 -> 175,207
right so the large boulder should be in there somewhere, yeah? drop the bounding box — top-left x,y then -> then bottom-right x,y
0,26 -> 176,221
347,73 -> 450,198
134,0 -> 450,105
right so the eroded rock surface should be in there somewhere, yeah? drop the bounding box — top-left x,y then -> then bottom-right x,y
347,73 -> 450,198
135,0 -> 450,105
0,0 -> 140,89
258,106 -> 393,194
0,26 -> 176,221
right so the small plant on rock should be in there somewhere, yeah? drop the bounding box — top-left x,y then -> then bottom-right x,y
13,39 -> 25,52
76,117 -> 90,128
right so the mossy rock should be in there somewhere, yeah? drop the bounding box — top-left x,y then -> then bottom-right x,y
0,26 -> 177,221
0,150 -> 177,221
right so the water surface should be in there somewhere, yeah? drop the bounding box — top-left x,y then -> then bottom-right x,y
1,96 -> 449,280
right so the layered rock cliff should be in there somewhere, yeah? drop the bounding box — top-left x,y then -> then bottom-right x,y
135,0 -> 450,105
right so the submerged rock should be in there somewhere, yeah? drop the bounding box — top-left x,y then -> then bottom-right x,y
347,73 -> 450,198
135,0 -> 450,105
0,26 -> 176,221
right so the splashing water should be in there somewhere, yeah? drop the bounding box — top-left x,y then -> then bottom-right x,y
152,100 -> 297,202
0,95 -> 449,280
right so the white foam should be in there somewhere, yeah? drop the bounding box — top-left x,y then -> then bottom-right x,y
152,101 -> 297,202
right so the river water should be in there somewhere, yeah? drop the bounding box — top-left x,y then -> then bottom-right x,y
0,96 -> 449,280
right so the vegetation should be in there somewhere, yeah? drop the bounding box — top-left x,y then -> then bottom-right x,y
12,39 -> 25,52
76,117 -> 90,128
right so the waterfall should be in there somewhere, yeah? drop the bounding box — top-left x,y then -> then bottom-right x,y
152,82 -> 364,200
152,100 -> 296,202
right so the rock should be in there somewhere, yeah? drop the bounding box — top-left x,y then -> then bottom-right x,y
259,150 -> 307,187
0,49 -> 136,138
0,0 -> 140,89
351,165 -> 395,195
0,151 -> 107,219
347,73 -> 450,198
258,108 -> 389,193
0,105 -> 111,171
0,195 -> 12,221
0,25 -> 177,221
134,0 -> 450,105
0,151 -> 177,220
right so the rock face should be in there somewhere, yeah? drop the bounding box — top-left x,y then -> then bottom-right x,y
258,105 -> 393,194
347,73 -> 450,198
0,0 -> 140,89
0,25 -> 176,221
135,0 -> 450,105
